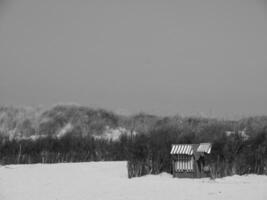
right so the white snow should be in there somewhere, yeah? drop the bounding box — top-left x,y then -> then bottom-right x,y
57,123 -> 73,138
93,126 -> 137,141
0,161 -> 267,200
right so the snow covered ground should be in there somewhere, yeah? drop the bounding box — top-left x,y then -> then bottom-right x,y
0,161 -> 267,200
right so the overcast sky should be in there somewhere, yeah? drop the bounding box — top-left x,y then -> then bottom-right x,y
0,0 -> 266,118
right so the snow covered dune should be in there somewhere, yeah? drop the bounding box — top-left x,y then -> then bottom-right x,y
0,161 -> 267,200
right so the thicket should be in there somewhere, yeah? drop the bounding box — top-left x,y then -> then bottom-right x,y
126,117 -> 267,178
0,135 -> 129,164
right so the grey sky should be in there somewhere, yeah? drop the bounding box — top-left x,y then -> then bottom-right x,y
0,0 -> 266,118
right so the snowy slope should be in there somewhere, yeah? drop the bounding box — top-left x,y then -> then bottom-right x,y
0,161 -> 267,200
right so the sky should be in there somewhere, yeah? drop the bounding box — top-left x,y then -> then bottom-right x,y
0,0 -> 266,118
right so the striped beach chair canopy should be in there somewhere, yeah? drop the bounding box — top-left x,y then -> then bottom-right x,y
170,144 -> 194,155
170,143 -> 212,155
197,143 -> 212,154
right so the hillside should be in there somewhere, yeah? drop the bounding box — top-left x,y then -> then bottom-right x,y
1,105 -> 267,141
0,105 -> 163,140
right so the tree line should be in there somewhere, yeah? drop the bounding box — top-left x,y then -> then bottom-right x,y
0,105 -> 267,178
